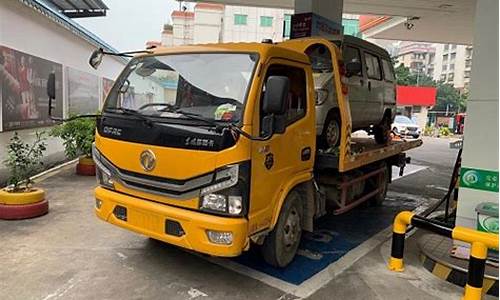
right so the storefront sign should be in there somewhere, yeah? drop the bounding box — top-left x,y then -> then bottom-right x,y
291,13 -> 343,40
460,167 -> 499,193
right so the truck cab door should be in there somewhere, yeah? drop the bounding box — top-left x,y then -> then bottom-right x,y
247,60 -> 315,235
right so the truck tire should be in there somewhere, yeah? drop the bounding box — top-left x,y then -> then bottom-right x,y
319,111 -> 341,149
370,166 -> 389,206
261,191 -> 302,268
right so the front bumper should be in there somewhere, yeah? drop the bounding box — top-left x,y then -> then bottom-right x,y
95,187 -> 248,257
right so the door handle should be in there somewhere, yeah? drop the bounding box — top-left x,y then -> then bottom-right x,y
368,81 -> 372,91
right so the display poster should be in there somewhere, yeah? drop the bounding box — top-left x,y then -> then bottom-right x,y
0,45 -> 63,131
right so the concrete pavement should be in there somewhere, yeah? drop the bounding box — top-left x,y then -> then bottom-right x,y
0,137 -> 488,300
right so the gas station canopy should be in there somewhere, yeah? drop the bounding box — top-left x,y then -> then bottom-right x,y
194,0 -> 475,44
45,0 -> 108,18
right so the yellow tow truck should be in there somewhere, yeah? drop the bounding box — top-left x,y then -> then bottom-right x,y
48,37 -> 421,267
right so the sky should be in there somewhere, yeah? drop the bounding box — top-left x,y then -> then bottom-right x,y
75,0 -> 186,51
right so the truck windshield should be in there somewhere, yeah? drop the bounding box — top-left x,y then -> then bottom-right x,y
104,53 -> 258,123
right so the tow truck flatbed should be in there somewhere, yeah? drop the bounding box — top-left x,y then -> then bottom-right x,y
315,138 -> 423,171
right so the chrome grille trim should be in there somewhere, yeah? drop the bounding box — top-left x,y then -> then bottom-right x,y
93,145 -> 215,199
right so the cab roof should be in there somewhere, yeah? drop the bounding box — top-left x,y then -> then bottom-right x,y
145,42 -> 310,64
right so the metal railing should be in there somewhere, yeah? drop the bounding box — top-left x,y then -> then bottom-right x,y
388,211 -> 499,300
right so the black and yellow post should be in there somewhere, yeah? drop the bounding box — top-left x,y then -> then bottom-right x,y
452,227 -> 498,300
388,211 -> 499,300
388,211 -> 414,271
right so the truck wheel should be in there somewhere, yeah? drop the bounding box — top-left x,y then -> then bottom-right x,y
374,116 -> 391,144
261,191 -> 302,268
320,111 -> 341,149
370,166 -> 389,206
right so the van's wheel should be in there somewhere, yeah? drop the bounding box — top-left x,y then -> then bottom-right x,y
261,191 -> 302,268
370,165 -> 389,206
374,115 -> 391,144
320,111 -> 341,149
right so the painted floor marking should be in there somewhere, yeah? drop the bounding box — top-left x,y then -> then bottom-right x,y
200,163 -> 431,299
392,164 -> 428,181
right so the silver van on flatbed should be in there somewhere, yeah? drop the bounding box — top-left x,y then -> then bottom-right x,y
312,35 -> 396,148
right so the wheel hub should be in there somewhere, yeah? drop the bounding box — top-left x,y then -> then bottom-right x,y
283,207 -> 300,249
326,120 -> 340,147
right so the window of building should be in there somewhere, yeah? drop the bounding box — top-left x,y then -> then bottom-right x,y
442,64 -> 447,71
413,106 -> 422,113
283,14 -> 292,38
448,73 -> 454,81
450,53 -> 456,60
443,54 -> 448,61
260,16 -> 273,27
261,64 -> 307,130
464,71 -> 471,78
381,59 -> 394,81
444,44 -> 449,51
449,63 -> 455,71
440,74 -> 446,81
364,52 -> 382,80
234,14 -> 248,25
451,44 -> 457,50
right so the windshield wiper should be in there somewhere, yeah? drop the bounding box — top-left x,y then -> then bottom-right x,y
158,106 -> 227,132
158,106 -> 271,141
107,107 -> 155,127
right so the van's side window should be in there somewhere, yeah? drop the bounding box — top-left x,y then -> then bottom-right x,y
381,59 -> 395,82
261,64 -> 307,128
344,46 -> 362,76
365,52 -> 382,80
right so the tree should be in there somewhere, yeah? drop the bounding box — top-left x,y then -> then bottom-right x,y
394,64 -> 435,87
433,83 -> 466,112
394,63 -> 467,112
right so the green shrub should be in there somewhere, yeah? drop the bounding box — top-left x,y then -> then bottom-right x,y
50,117 -> 96,159
423,126 -> 434,136
4,131 -> 47,192
439,126 -> 451,136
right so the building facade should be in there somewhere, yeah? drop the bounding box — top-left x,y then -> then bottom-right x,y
393,42 -> 436,79
160,4 -> 361,47
0,0 -> 126,184
433,43 -> 473,92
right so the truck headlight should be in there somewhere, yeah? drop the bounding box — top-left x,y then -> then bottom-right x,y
201,194 -> 227,212
199,162 -> 249,216
93,144 -> 114,189
228,196 -> 242,215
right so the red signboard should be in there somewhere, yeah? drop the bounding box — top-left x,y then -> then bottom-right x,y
396,85 -> 436,106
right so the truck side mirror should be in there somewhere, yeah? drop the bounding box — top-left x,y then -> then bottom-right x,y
47,73 -> 56,117
345,61 -> 362,77
262,76 -> 289,115
261,76 -> 289,137
89,48 -> 104,69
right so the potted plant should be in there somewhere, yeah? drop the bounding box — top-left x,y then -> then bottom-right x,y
50,116 -> 96,176
0,131 -> 49,220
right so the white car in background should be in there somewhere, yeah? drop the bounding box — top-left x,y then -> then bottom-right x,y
392,115 -> 421,138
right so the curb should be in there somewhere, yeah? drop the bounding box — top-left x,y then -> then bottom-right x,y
419,253 -> 498,296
